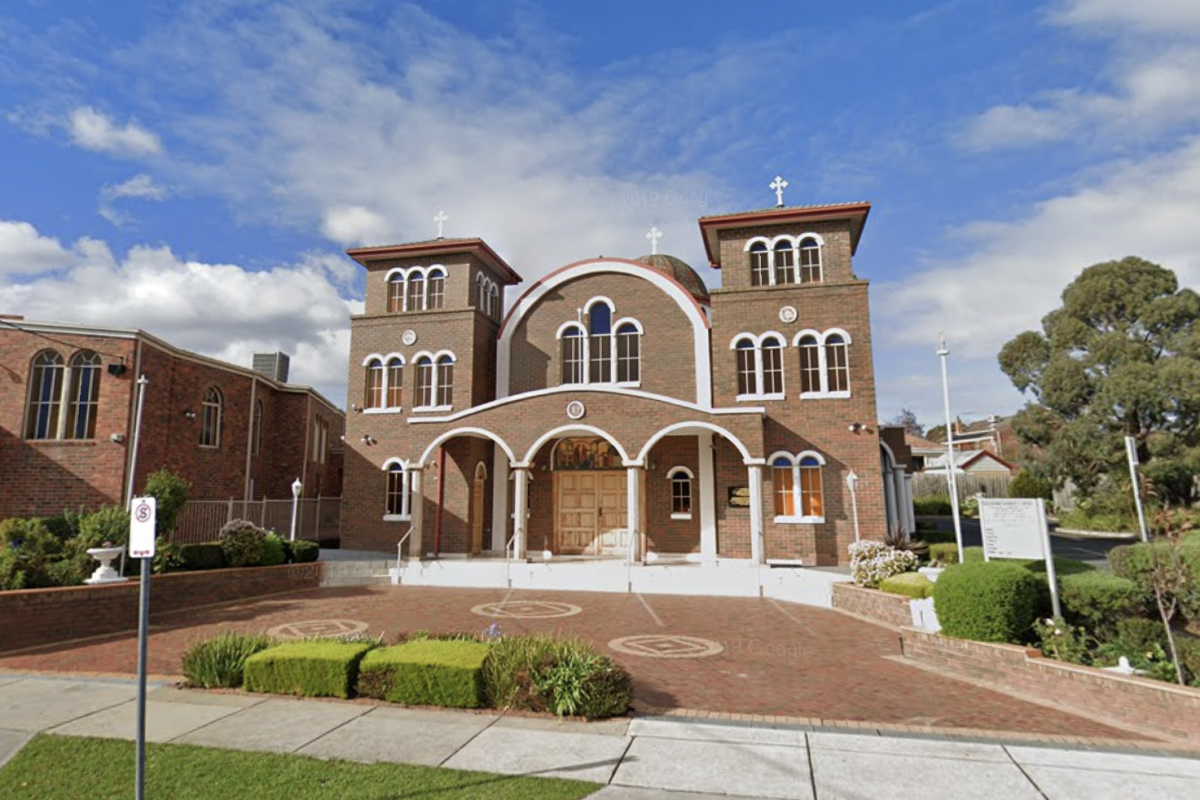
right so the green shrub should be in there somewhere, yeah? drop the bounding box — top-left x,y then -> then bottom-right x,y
219,519 -> 268,568
933,560 -> 1048,643
961,496 -> 980,519
533,648 -> 632,718
143,469 -> 191,538
178,542 -> 225,571
261,533 -> 287,567
1032,617 -> 1093,664
76,505 -> 131,551
919,529 -> 955,545
1009,471 -> 1053,501
878,572 -> 934,599
928,542 -> 961,564
151,538 -> 185,574
1111,617 -> 1168,655
290,540 -> 320,563
182,632 -> 275,688
244,641 -> 374,699
0,518 -> 61,588
481,633 -> 631,718
1175,636 -> 1200,686
0,548 -> 26,591
357,640 -> 488,708
1058,570 -> 1145,635
913,497 -> 952,516
39,512 -> 81,544
962,546 -> 985,563
1020,555 -> 1095,576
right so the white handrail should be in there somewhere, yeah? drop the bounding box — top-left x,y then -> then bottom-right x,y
396,527 -> 413,563
505,531 -> 518,561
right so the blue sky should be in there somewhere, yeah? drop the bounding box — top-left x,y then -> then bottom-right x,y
3,0 -> 1199,427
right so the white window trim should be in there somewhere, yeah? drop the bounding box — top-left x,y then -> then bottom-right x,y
363,352 -> 407,410
730,332 -> 786,401
743,232 -> 825,286
200,387 -> 222,449
382,458 -> 412,521
413,350 -> 455,411
556,303 -> 643,388
667,466 -> 694,519
477,273 -> 500,318
769,450 -> 826,524
792,328 -> 852,399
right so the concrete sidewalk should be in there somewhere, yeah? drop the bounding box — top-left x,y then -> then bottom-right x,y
1,675 -> 1198,799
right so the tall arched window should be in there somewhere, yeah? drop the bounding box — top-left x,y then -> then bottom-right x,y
825,333 -> 849,393
200,387 -> 222,448
24,349 -> 64,440
668,466 -> 693,518
415,356 -> 434,408
427,269 -> 445,310
364,358 -> 385,409
588,302 -> 612,383
488,283 -> 500,319
732,334 -> 785,400
407,273 -> 425,311
252,400 -> 263,455
771,451 -> 825,522
63,350 -> 101,440
735,339 -> 757,396
435,355 -> 454,406
772,456 -> 795,517
561,325 -> 585,384
794,329 -> 852,398
385,461 -> 411,518
773,240 -> 796,284
749,242 -> 769,286
761,335 -> 784,395
388,273 -> 405,312
799,237 -> 822,283
386,357 -> 404,407
798,334 -> 821,395
616,322 -> 640,383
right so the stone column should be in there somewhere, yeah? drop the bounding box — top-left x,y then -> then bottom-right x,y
511,466 -> 530,560
698,431 -> 717,565
490,450 -> 509,552
893,467 -> 909,533
407,467 -> 424,562
883,465 -> 898,533
903,472 -> 916,533
626,464 -> 643,562
748,464 -> 765,565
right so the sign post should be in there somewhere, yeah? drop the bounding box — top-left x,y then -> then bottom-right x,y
980,498 -> 1061,619
1125,435 -> 1149,543
130,496 -> 157,800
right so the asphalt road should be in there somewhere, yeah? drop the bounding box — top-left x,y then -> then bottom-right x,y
922,517 -> 1136,568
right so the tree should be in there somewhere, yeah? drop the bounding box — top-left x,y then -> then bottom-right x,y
144,469 -> 192,539
998,257 -> 1200,503
886,407 -> 925,437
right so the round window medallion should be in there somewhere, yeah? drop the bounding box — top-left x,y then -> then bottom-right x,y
566,400 -> 586,420
402,329 -> 418,346
779,306 -> 798,324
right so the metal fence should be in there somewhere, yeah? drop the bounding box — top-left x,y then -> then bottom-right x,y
911,473 -> 1013,502
173,497 -> 341,544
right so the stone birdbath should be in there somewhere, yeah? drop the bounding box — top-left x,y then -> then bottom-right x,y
84,545 -> 129,585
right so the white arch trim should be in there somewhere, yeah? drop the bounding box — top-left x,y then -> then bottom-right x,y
413,349 -> 458,363
416,427 -> 518,469
636,421 -> 754,464
799,233 -> 825,246
767,449 -> 827,466
760,331 -> 786,346
362,352 -> 385,366
613,316 -> 644,334
497,259 -> 712,407
381,456 -> 409,470
768,450 -> 798,466
667,466 -> 694,479
824,327 -> 853,344
770,234 -> 798,249
555,321 -> 586,339
522,424 -> 631,466
744,237 -> 770,252
583,295 -> 616,314
797,449 -> 827,465
383,352 -> 406,365
730,332 -> 759,349
792,329 -> 822,346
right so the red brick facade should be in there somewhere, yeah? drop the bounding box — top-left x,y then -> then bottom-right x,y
0,321 -> 344,520
340,203 -> 906,566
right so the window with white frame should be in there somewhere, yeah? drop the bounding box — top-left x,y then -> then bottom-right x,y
200,387 -> 222,448
388,274 -> 405,312
25,350 -> 64,439
668,467 -> 693,518
743,234 -> 824,286
749,242 -> 770,286
731,333 -> 786,400
771,451 -> 825,522
363,354 -> 404,410
773,240 -> 796,284
407,272 -> 425,311
66,351 -> 101,440
427,269 -> 446,310
556,298 -> 642,387
436,355 -> 454,406
387,357 -> 404,407
476,274 -> 499,318
489,282 -> 500,319
24,349 -> 103,441
364,358 -> 385,409
793,329 -> 852,398
799,237 -> 822,283
414,352 -> 455,410
384,461 -> 411,519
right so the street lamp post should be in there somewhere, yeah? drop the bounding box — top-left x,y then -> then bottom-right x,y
289,478 -> 303,542
845,471 -> 861,542
938,334 -> 965,563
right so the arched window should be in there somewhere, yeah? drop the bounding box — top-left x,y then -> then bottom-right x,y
24,349 -> 64,440
427,269 -> 445,310
761,335 -> 784,395
200,387 -> 222,448
773,240 -> 796,284
749,242 -> 770,286
735,339 -> 757,396
668,467 -> 693,518
588,302 -> 612,383
415,356 -> 434,408
770,451 -> 825,522
732,334 -> 785,400
385,461 -> 411,519
65,350 -> 101,440
252,400 -> 263,455
825,333 -> 850,393
364,358 -> 385,409
799,237 -> 822,283
435,355 -> 454,407
489,283 -> 500,319
560,325 -> 585,384
798,335 -> 821,395
616,322 -> 640,383
407,272 -> 425,311
386,357 -> 404,407
794,329 -> 852,398
388,273 -> 405,312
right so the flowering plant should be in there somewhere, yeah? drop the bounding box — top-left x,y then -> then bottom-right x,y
848,540 -> 918,588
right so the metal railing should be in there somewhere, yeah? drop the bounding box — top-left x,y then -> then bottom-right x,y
173,497 -> 341,543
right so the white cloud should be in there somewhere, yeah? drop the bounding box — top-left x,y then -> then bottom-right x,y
98,174 -> 168,227
321,206 -> 390,246
0,223 -> 359,405
0,220 -> 77,276
69,106 -> 162,158
1050,0 -> 1200,36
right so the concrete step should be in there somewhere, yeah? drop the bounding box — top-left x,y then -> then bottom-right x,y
319,559 -> 395,587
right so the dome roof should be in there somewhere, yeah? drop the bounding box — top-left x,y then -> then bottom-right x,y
634,254 -> 709,301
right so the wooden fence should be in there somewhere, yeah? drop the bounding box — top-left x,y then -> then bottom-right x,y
173,497 -> 341,544
911,473 -> 1013,502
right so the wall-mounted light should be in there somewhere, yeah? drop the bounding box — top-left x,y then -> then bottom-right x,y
107,363 -> 127,376
350,404 -> 363,414
183,410 -> 196,419
110,433 -> 126,443
360,434 -> 376,445
847,422 -> 872,435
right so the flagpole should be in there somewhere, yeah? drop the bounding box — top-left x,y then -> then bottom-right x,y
937,335 -> 965,563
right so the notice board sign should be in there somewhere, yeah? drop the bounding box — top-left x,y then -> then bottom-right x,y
728,486 -> 751,508
979,498 -> 1046,561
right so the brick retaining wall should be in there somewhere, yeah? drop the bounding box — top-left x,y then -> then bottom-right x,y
901,627 -> 1200,743
0,563 -> 324,653
831,582 -> 913,628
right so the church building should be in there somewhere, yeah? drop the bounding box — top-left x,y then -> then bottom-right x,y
340,194 -> 913,574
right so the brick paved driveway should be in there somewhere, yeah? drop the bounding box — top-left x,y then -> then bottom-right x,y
0,585 -> 1138,740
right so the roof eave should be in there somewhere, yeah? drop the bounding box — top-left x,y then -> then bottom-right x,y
346,238 -> 522,285
698,202 -> 871,268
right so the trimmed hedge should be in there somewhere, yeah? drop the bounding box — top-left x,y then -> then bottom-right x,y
919,529 -> 956,545
933,560 -> 1048,643
244,641 -> 374,699
261,533 -> 287,567
178,542 -> 225,571
1058,570 -> 1145,634
928,542 -> 960,564
219,519 -> 268,568
357,640 -> 488,708
878,572 -> 934,599
913,497 -> 953,516
291,540 -> 320,563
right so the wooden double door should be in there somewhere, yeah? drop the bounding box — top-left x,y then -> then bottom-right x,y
555,471 -> 629,554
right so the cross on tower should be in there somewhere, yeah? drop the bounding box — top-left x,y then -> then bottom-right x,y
646,226 -> 663,255
434,210 -> 449,239
769,175 -> 789,208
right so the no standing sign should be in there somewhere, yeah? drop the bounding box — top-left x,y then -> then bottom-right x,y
130,496 -> 157,558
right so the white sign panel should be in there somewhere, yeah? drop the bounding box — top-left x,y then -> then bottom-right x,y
129,496 -> 157,558
979,499 -> 1045,560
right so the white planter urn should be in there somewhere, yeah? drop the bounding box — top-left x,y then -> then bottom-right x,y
84,546 -> 129,585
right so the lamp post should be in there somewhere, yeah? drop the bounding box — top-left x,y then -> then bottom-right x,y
845,470 -> 861,542
289,478 -> 303,542
937,334 -> 965,563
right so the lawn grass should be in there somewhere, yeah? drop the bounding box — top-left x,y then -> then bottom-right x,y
0,734 -> 601,800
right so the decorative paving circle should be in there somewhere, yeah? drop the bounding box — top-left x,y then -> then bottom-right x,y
471,600 -> 583,619
266,619 -> 371,639
607,634 -> 725,659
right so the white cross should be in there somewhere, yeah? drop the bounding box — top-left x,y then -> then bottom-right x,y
434,210 -> 449,239
646,226 -> 663,255
770,175 -> 788,207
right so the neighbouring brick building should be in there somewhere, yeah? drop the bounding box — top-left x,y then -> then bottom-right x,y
342,200 -> 914,566
0,318 -> 344,520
